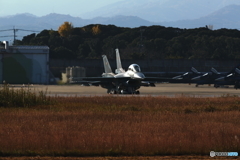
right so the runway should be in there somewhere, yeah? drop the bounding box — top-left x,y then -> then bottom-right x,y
20,83 -> 240,97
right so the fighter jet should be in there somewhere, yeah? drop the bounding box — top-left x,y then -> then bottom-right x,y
191,68 -> 226,87
171,67 -> 203,84
214,68 -> 240,89
82,49 -> 167,94
190,65 -> 240,88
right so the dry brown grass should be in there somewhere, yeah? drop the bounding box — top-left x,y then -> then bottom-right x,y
0,156 -> 236,160
0,96 -> 240,157
0,84 -> 53,107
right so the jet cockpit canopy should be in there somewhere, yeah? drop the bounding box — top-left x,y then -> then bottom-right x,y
128,64 -> 141,72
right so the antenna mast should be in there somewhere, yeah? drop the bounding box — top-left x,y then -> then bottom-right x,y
0,27 -> 39,45
13,26 -> 17,45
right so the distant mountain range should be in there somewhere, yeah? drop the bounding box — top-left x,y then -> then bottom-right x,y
81,0 -> 240,22
0,4 -> 240,41
0,13 -> 156,42
163,4 -> 240,29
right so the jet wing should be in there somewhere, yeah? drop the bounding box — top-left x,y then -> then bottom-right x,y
69,80 -> 101,86
80,77 -> 135,87
83,77 -> 131,82
71,77 -> 132,86
144,77 -> 192,84
143,77 -> 171,82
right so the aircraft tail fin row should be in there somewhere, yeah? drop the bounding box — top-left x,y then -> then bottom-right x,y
102,49 -> 125,76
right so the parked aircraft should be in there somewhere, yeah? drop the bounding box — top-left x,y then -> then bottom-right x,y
170,67 -> 203,84
82,49 -> 167,94
185,66 -> 240,88
214,68 -> 240,89
170,66 -> 240,89
191,68 -> 226,87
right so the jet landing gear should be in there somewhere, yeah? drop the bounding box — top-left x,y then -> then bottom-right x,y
107,89 -> 117,94
124,87 -> 140,94
234,81 -> 240,90
107,88 -> 140,94
120,89 -> 140,94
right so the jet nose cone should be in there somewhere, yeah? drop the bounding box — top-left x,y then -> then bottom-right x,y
192,76 -> 201,81
134,72 -> 145,79
215,77 -> 225,81
173,75 -> 182,79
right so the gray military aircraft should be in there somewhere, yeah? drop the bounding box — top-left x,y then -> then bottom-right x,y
82,49 -> 166,94
214,67 -> 240,89
191,67 -> 226,87
171,67 -> 203,84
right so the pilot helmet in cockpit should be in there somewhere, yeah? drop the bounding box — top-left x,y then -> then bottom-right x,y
128,64 -> 141,72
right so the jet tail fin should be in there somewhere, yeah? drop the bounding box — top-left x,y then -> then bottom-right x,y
191,67 -> 200,74
102,55 -> 113,74
235,68 -> 240,75
115,48 -> 125,74
211,68 -> 220,74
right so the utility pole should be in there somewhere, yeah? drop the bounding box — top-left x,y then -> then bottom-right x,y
13,26 -> 17,45
0,27 -> 39,45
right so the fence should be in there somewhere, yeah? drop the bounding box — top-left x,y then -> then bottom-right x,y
49,59 -> 240,77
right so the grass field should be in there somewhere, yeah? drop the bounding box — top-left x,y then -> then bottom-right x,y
0,87 -> 240,159
0,156 -> 236,160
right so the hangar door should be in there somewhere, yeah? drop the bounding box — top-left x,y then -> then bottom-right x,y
2,53 -> 49,84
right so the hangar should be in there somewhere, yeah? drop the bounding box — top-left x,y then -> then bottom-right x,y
0,41 -> 50,84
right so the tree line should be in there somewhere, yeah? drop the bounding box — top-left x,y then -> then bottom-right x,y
16,22 -> 240,60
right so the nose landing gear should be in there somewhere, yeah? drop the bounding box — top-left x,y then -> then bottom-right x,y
107,88 -> 140,94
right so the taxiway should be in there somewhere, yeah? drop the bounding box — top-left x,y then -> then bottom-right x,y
18,83 -> 240,97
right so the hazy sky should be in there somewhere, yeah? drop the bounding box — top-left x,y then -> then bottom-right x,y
0,0 -> 123,17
